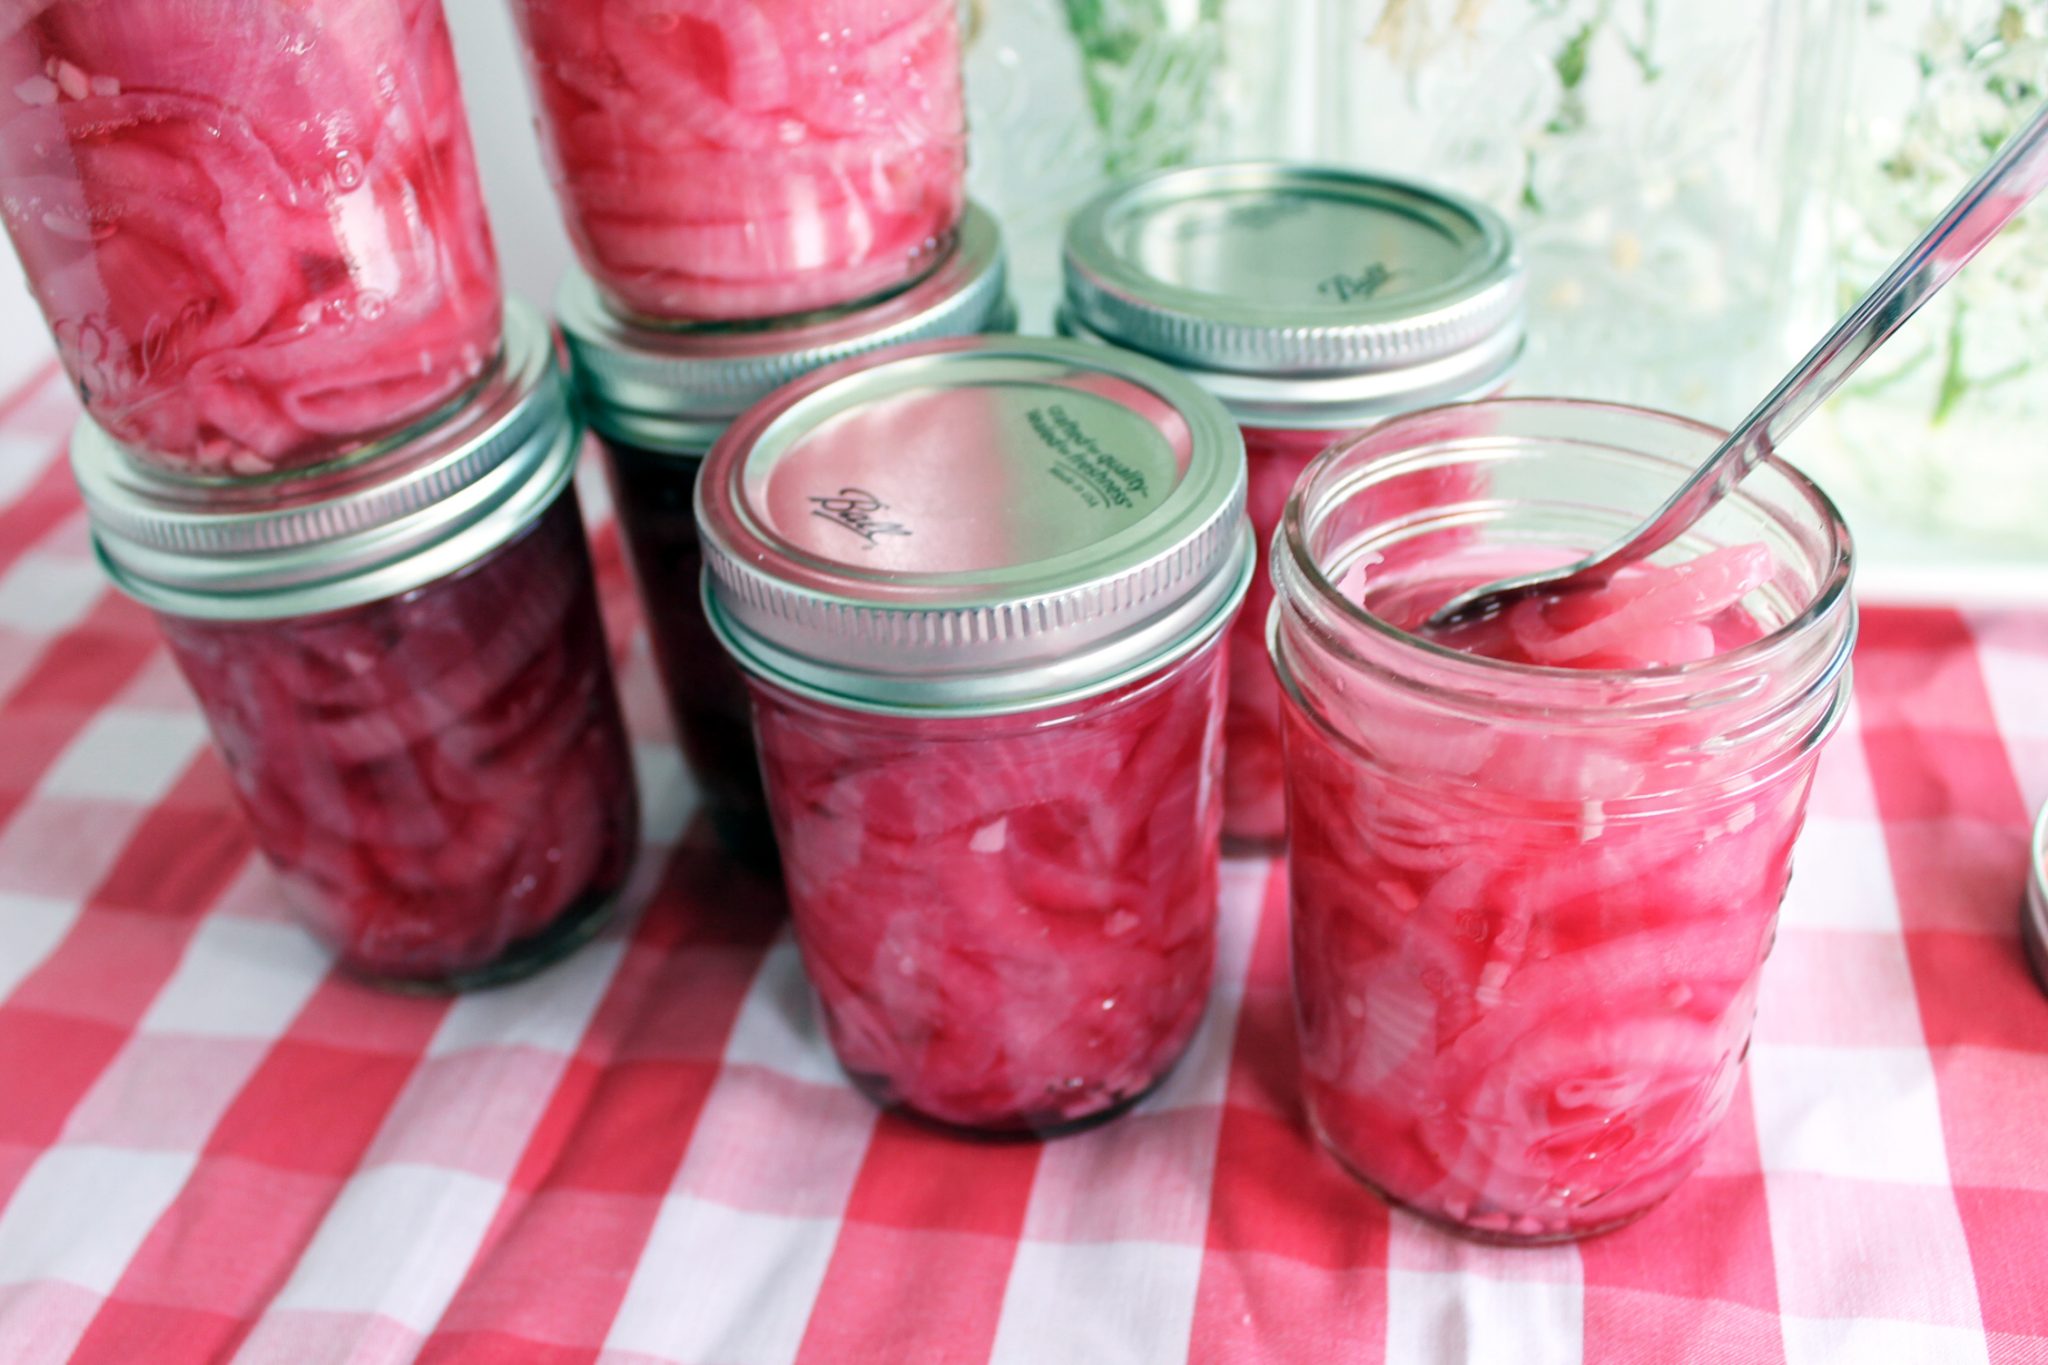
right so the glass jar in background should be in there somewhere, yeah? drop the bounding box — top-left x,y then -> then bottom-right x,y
697,336 -> 1251,1134
1270,399 -> 1855,1241
1803,1 -> 2048,553
506,0 -> 967,323
72,304 -> 638,991
1316,0 -> 1854,426
962,0 -> 1309,320
0,0 -> 502,477
557,203 -> 1013,868
1060,164 -> 1525,851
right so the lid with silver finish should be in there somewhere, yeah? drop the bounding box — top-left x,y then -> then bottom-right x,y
74,300 -> 580,622
697,335 -> 1253,714
1060,163 -> 1524,427
560,202 -> 1013,455
2027,801 -> 2048,995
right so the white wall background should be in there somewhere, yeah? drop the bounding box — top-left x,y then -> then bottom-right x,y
444,3 -> 574,309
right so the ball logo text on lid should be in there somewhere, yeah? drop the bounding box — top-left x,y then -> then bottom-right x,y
1123,187 -> 1482,315
750,377 -> 1188,575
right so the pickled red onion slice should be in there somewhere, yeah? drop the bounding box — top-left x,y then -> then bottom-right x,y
1405,544 -> 1774,668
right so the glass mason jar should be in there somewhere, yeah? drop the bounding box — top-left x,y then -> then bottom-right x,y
0,0 -> 502,477
1061,164 -> 1525,851
72,303 -> 638,991
1270,399 -> 1855,1242
558,203 -> 1012,868
697,335 -> 1251,1134
506,0 -> 967,323
1315,0 -> 1852,426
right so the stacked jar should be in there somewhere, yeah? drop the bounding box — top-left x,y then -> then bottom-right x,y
1059,164 -> 1526,850
70,305 -> 641,991
2,3 -> 643,990
507,0 -> 969,324
696,336 -> 1251,1134
556,204 -> 1013,866
0,0 -> 502,475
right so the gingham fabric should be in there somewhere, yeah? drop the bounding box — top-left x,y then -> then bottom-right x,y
1,357 -> 2045,1365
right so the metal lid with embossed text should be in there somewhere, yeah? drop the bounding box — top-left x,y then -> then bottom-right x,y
695,335 -> 1252,714
1060,162 -> 1524,427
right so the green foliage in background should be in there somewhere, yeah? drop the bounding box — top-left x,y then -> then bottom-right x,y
1060,0 -> 1227,175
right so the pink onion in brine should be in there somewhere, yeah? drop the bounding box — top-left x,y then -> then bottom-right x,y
509,0 -> 966,322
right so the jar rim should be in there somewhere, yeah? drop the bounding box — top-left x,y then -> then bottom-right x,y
1277,396 -> 1857,694
76,301 -> 579,621
706,536 -> 1251,719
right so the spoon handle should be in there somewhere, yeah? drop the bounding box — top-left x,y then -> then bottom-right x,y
1594,99 -> 2048,575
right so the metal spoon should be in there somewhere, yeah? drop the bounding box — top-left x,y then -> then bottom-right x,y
1428,100 -> 2048,630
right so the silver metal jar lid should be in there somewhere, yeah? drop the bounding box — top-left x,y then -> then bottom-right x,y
73,300 -> 580,622
558,202 -> 1013,455
2027,801 -> 2048,994
696,334 -> 1253,715
1060,162 -> 1524,427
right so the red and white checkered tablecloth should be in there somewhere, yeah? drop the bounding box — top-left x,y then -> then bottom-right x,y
1,357 -> 2046,1365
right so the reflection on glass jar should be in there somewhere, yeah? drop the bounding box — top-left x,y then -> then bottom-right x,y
1271,399 -> 1855,1241
697,336 -> 1251,1133
0,0 -> 502,476
73,305 -> 638,991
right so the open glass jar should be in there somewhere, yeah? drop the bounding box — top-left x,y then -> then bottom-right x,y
507,0 -> 967,323
72,303 -> 638,991
1271,399 -> 1855,1242
0,0 -> 502,476
558,203 -> 1011,867
1061,164 -> 1524,851
697,335 -> 1251,1134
